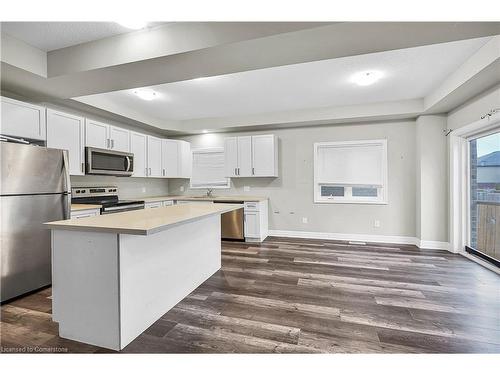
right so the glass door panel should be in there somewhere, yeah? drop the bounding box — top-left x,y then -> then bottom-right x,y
468,131 -> 500,266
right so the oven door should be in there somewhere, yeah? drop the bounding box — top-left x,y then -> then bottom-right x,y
86,147 -> 134,176
101,203 -> 145,215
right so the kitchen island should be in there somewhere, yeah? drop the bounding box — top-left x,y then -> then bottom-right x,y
45,202 -> 242,350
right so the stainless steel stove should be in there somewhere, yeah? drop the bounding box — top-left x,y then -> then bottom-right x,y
71,186 -> 145,214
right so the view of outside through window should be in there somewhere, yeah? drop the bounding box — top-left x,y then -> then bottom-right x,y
469,131 -> 500,263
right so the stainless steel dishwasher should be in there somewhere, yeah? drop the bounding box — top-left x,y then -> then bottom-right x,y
213,200 -> 245,241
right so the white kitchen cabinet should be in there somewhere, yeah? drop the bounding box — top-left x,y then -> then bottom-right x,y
224,137 -> 239,177
145,201 -> 163,209
1,96 -> 46,141
46,109 -> 85,176
244,199 -> 269,242
179,140 -> 192,178
71,208 -> 100,219
161,139 -> 192,178
244,211 -> 259,238
85,119 -> 108,149
85,119 -> 130,152
130,132 -> 147,177
161,139 -> 179,177
147,136 -> 162,177
251,134 -> 278,177
224,134 -> 278,177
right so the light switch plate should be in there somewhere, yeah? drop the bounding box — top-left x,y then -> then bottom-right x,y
244,186 -> 250,192
180,186 -> 185,192
374,220 -> 381,228
302,217 -> 308,224
141,187 -> 146,193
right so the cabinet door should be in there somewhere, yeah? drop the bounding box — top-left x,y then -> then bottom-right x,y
147,136 -> 162,177
145,201 -> 162,209
161,139 -> 179,177
130,132 -> 147,177
244,212 -> 260,238
224,137 -> 238,177
85,119 -> 109,149
1,96 -> 46,141
179,141 -> 192,178
252,135 -> 277,177
109,126 -> 130,152
237,136 -> 253,177
46,109 -> 85,176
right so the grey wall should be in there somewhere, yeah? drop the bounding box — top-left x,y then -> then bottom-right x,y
170,120 -> 417,237
415,115 -> 448,242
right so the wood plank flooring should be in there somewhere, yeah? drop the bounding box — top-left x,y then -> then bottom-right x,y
1,237 -> 499,353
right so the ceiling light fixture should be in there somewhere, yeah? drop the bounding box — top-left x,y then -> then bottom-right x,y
133,89 -> 158,101
117,21 -> 148,30
350,70 -> 384,86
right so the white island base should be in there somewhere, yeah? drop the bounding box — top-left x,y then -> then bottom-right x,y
51,215 -> 221,350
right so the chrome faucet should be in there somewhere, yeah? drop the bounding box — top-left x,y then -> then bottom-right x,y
206,188 -> 214,197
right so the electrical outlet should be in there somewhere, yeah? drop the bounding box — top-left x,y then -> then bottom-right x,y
244,186 -> 250,192
302,217 -> 308,224
141,187 -> 146,193
180,186 -> 185,192
374,220 -> 381,228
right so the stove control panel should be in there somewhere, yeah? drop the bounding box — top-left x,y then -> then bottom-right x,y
72,186 -> 118,198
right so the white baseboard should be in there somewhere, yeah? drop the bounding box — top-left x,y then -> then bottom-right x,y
268,230 -> 451,251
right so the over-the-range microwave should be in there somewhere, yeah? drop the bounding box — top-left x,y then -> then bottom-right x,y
85,147 -> 134,176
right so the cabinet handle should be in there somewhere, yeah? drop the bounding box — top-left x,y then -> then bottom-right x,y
163,169 -> 165,176
149,167 -> 152,176
81,163 -> 84,173
111,139 -> 114,149
106,138 -> 110,148
237,167 -> 240,175
252,167 -> 255,175
145,167 -> 148,176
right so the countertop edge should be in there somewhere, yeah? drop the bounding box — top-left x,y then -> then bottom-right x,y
45,204 -> 243,236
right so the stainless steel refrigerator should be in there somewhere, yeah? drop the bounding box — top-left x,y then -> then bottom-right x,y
1,142 -> 71,302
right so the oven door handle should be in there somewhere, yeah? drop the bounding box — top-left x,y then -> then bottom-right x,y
103,203 -> 144,212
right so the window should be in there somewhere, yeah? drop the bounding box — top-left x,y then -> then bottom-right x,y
190,148 -> 230,189
314,139 -> 388,204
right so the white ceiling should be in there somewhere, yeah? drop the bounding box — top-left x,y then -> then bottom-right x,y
0,22 -> 165,51
74,37 -> 491,122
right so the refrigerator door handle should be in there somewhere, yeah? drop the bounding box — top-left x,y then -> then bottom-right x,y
62,150 -> 71,192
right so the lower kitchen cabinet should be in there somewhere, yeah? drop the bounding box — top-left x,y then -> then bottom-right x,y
46,109 -> 85,176
244,200 -> 269,242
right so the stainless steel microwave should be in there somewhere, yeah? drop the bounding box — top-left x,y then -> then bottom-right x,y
85,147 -> 134,176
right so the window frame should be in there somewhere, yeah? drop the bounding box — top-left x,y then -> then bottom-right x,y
313,139 -> 388,205
190,147 -> 231,189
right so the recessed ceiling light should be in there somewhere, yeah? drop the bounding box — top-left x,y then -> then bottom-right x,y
202,130 -> 209,133
133,89 -> 158,101
350,70 -> 384,86
117,21 -> 148,30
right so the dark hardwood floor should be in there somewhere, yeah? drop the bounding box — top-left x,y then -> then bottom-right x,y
1,237 -> 499,353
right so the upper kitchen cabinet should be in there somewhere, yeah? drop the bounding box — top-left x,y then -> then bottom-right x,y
46,109 -> 85,176
130,132 -> 147,177
0,96 -> 46,141
147,136 -> 162,177
252,134 -> 278,177
161,139 -> 179,177
161,139 -> 192,178
85,119 -> 130,152
224,134 -> 278,177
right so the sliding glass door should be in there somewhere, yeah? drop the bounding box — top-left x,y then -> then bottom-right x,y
468,130 -> 500,266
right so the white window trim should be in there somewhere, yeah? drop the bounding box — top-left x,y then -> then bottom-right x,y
313,139 -> 388,205
190,147 -> 230,189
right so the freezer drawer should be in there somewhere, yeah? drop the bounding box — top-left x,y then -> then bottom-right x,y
1,194 -> 69,301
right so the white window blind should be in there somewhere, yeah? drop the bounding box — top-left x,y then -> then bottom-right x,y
316,141 -> 386,187
314,139 -> 388,204
190,148 -> 230,188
